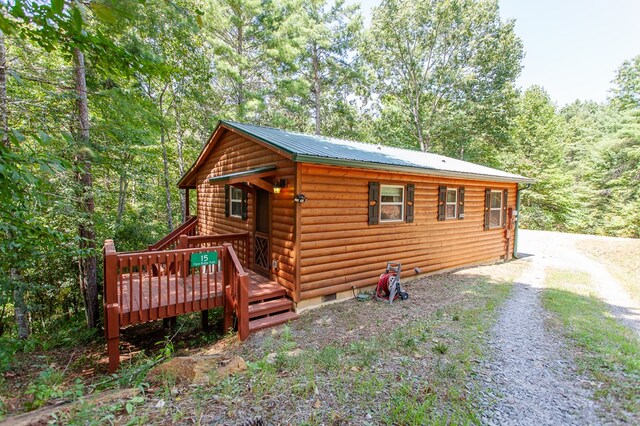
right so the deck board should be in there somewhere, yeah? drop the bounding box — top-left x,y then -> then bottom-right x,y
118,269 -> 280,315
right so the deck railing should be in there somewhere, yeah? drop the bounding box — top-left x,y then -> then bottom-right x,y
103,237 -> 249,372
179,232 -> 250,269
222,243 -> 250,340
147,215 -> 198,251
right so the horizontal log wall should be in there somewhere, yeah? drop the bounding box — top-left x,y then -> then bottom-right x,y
298,164 -> 517,300
196,130 -> 296,294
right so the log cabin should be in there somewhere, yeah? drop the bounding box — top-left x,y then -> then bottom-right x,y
102,120 -> 533,372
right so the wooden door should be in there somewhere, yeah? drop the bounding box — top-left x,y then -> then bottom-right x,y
253,188 -> 271,276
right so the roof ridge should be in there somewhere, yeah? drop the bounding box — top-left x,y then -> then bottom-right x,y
223,119 -> 384,149
218,120 -> 534,184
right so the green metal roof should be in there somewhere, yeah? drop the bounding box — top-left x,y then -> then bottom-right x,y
207,165 -> 277,184
222,121 -> 534,184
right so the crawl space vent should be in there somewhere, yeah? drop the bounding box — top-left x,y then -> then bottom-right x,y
322,293 -> 337,303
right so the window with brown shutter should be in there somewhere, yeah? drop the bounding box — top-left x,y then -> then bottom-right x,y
406,184 -> 415,223
439,185 -> 464,220
241,189 -> 248,220
458,187 -> 465,219
368,181 -> 380,225
438,185 -> 447,221
224,184 -> 230,217
485,188 -> 507,229
502,189 -> 508,228
484,188 -> 491,230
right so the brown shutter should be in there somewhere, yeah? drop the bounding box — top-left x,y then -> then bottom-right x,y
368,181 -> 380,225
406,183 -> 415,223
224,184 -> 230,217
502,189 -> 508,228
484,188 -> 491,230
458,186 -> 465,220
437,185 -> 446,221
241,189 -> 248,220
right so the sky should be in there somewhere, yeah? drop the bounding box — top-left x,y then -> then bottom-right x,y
347,0 -> 640,106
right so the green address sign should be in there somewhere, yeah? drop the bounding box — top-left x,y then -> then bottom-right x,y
190,251 -> 218,268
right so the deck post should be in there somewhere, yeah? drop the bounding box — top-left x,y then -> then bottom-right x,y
245,232 -> 250,269
238,273 -> 250,341
201,310 -> 209,331
222,245 -> 234,333
103,240 -> 120,373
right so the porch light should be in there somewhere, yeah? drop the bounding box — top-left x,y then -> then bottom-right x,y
273,178 -> 286,194
294,194 -> 307,203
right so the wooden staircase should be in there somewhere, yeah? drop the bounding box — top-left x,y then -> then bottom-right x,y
247,278 -> 298,333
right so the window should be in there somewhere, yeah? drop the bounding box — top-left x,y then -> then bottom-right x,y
380,185 -> 404,222
438,185 -> 464,221
230,186 -> 243,218
489,190 -> 503,227
446,188 -> 457,219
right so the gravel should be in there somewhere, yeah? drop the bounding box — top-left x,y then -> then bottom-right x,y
477,258 -> 602,425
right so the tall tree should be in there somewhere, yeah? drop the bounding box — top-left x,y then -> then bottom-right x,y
611,55 -> 640,110
366,0 -> 522,155
72,45 -> 98,328
501,86 -> 573,230
0,29 -> 29,338
299,0 -> 364,136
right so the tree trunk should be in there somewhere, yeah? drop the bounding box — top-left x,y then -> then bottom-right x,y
411,95 -> 427,152
160,129 -> 173,232
0,31 -> 7,147
236,23 -> 245,120
1,31 -> 30,338
73,47 -> 98,329
312,43 -> 321,135
117,172 -> 128,224
174,96 -> 186,221
12,271 -> 29,339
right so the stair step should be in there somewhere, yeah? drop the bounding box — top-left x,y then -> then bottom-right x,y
249,287 -> 286,303
249,311 -> 299,333
248,298 -> 292,319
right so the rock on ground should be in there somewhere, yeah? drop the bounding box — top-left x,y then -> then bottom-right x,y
146,355 -> 246,386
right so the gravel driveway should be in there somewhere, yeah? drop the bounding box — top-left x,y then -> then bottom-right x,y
478,229 -> 640,425
518,230 -> 640,336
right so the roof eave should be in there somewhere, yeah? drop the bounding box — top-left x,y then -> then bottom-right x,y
292,154 -> 535,184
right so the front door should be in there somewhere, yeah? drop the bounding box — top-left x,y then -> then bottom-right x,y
253,188 -> 271,276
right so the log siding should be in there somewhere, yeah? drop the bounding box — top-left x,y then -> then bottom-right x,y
196,130 -> 296,295
298,164 -> 516,300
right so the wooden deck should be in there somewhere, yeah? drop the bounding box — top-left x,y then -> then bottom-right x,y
118,269 -> 282,315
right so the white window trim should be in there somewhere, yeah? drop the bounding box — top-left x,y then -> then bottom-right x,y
230,186 -> 243,219
445,188 -> 458,219
380,184 -> 405,223
490,190 -> 503,228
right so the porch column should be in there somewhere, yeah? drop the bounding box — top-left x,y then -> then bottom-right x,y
184,188 -> 190,220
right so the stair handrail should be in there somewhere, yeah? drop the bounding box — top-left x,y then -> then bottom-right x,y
148,215 -> 198,251
222,243 -> 250,340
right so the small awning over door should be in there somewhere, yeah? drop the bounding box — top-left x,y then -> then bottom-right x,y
208,165 -> 278,193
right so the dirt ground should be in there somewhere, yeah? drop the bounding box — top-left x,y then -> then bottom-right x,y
3,229 -> 638,424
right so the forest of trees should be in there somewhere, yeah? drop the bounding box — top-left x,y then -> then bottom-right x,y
0,0 -> 638,340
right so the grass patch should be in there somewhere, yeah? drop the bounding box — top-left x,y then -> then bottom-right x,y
543,267 -> 640,421
90,274 -> 514,425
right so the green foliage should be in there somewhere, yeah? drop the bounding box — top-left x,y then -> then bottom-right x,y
366,0 -> 522,160
501,86 -> 573,230
25,369 -> 85,410
612,55 -> 640,110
